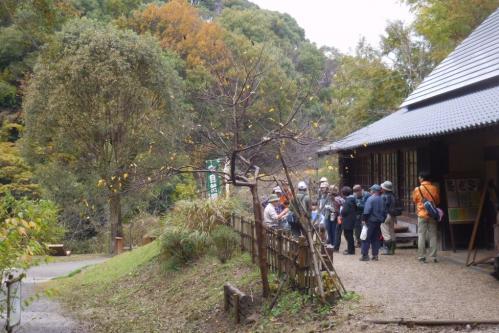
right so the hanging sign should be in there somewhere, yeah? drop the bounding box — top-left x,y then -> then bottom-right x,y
205,159 -> 222,199
445,178 -> 481,224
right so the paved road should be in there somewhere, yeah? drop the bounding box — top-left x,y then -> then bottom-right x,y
7,257 -> 108,333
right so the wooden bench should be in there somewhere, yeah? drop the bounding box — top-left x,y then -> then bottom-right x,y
223,283 -> 252,323
47,244 -> 71,256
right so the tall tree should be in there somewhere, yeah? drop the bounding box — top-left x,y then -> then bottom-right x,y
404,0 -> 498,62
23,18 -> 183,253
330,41 -> 407,138
381,20 -> 434,92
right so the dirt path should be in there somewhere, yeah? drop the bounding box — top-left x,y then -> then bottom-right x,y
333,244 -> 499,332
16,257 -> 108,333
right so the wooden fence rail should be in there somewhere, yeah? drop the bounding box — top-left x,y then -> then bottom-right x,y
230,214 -> 329,292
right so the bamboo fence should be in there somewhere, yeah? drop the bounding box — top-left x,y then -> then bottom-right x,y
229,214 -> 329,292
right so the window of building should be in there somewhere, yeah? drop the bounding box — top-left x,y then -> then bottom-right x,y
400,150 -> 418,214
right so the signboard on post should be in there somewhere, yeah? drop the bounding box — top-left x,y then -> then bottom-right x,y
206,159 -> 222,199
445,178 -> 481,224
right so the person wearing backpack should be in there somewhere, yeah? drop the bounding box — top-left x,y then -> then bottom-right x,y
340,186 -> 356,255
413,172 -> 440,263
381,180 -> 401,255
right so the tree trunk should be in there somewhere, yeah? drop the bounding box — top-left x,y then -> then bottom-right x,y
109,193 -> 123,254
250,185 -> 270,297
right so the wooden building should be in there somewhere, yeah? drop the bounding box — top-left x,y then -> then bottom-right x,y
318,9 -> 499,250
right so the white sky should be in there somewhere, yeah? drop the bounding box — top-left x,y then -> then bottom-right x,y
249,0 -> 414,54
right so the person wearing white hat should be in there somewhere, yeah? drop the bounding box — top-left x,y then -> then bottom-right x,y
264,194 -> 287,227
381,180 -> 398,255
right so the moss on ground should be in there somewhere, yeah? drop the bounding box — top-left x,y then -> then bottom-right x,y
53,242 -> 351,332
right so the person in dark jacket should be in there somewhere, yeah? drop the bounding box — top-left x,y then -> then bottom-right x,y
353,185 -> 370,247
360,184 -> 387,261
340,186 -> 356,255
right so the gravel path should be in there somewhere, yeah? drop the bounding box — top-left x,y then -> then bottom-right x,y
333,244 -> 499,331
12,257 -> 108,333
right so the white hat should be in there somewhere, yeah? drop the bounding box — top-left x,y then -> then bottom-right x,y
319,177 -> 328,183
297,181 -> 307,190
319,182 -> 329,188
273,186 -> 282,193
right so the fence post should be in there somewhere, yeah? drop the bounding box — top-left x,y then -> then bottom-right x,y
297,235 -> 307,289
276,230 -> 283,273
231,212 -> 235,229
250,221 -> 256,263
240,217 -> 245,251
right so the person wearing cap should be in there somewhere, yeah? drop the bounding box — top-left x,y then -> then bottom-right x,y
353,185 -> 370,247
264,194 -> 287,227
360,184 -> 387,261
413,171 -> 440,263
272,186 -> 289,216
318,181 -> 329,211
286,181 -> 310,237
381,180 -> 397,255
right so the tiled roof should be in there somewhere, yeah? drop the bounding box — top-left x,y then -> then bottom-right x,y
318,84 -> 499,154
401,8 -> 499,108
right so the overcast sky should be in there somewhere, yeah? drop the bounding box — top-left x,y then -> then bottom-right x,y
249,0 -> 414,54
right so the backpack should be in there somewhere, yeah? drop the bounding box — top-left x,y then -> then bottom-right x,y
418,185 -> 440,221
387,194 -> 403,217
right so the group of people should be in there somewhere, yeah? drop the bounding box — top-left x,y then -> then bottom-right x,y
262,171 -> 441,263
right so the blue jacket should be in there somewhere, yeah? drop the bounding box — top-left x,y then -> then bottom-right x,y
363,193 -> 386,224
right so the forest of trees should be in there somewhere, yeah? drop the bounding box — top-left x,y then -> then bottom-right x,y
0,0 -> 497,260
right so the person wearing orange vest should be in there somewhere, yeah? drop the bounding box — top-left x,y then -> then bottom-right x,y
412,171 -> 440,263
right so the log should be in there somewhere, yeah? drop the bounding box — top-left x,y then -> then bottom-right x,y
369,319 -> 499,326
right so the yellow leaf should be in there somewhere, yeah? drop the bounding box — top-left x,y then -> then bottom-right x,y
268,108 -> 275,113
123,173 -> 129,180
18,227 -> 27,236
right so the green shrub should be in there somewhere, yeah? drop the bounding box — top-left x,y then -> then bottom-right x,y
159,228 -> 211,270
164,198 -> 242,233
0,80 -> 16,107
211,225 -> 240,263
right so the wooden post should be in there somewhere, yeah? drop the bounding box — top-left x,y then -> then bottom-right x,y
250,185 -> 270,297
325,245 -> 334,271
466,187 -> 488,266
297,236 -> 307,289
250,221 -> 256,263
234,293 -> 240,324
240,217 -> 245,251
114,237 -> 124,255
277,230 -> 283,273
224,284 -> 230,311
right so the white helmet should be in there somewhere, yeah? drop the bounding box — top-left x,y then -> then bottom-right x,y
319,181 -> 329,188
319,177 -> 328,183
273,186 -> 282,193
297,181 -> 307,190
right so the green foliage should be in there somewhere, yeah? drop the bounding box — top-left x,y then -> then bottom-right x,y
330,42 -> 407,138
159,228 -> 211,270
0,141 -> 39,198
341,291 -> 361,302
171,174 -> 198,202
0,191 -> 63,284
23,17 -> 185,247
210,224 -> 240,263
405,0 -> 498,62
0,80 -> 17,106
164,198 -> 240,233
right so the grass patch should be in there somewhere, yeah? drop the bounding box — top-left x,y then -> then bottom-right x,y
53,241 -> 358,332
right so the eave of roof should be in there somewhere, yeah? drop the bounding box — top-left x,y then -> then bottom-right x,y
401,8 -> 499,108
318,84 -> 499,155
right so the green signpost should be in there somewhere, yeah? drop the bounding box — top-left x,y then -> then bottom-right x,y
205,159 -> 222,199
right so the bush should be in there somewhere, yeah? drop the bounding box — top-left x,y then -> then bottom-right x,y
159,228 -> 211,270
211,225 -> 240,263
0,80 -> 16,107
164,198 -> 241,233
